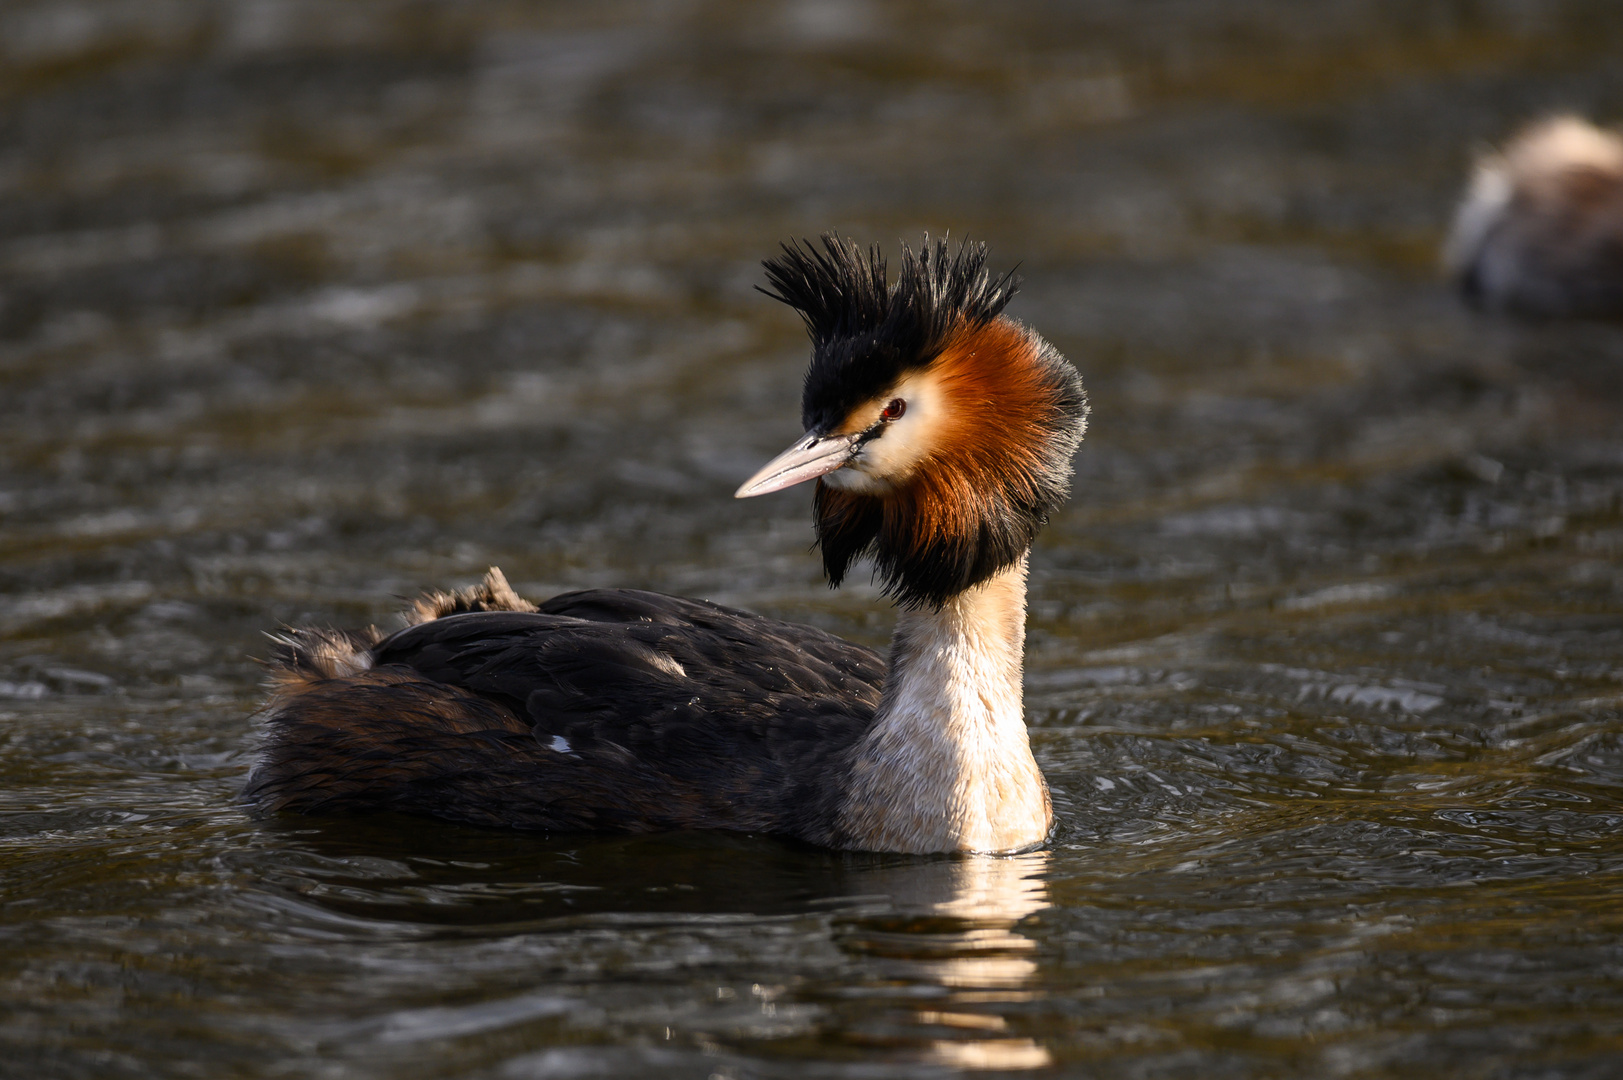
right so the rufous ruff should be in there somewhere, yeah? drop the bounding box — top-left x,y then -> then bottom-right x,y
246,234 -> 1088,854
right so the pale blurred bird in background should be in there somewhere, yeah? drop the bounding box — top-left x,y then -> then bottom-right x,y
1446,115 -> 1623,317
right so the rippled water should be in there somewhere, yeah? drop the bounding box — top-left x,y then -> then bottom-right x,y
4,2 -> 1623,1076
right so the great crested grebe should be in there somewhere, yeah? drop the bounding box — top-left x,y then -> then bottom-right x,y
246,235 -> 1088,854
1445,115 -> 1623,317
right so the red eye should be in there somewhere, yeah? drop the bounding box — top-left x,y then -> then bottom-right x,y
881,398 -> 906,421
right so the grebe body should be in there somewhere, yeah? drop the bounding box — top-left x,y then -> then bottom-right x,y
1446,115 -> 1623,317
247,237 -> 1087,854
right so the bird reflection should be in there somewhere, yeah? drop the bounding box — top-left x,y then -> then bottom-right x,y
835,851 -> 1051,1070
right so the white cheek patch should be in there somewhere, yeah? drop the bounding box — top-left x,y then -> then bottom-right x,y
836,370 -> 950,489
822,467 -> 887,493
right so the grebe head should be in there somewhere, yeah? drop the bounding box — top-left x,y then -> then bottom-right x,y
1445,116 -> 1623,314
736,234 -> 1088,608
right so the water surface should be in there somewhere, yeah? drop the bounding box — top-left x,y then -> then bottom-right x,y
3,2 -> 1623,1076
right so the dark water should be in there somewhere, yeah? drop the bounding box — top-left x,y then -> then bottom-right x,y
4,2 -> 1623,1076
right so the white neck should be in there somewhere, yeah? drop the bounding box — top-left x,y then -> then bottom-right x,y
836,555 -> 1051,854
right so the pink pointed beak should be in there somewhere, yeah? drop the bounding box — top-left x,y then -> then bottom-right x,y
734,432 -> 861,498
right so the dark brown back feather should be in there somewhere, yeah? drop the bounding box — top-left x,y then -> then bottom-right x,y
247,586 -> 886,843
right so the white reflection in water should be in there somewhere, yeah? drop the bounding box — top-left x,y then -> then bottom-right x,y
845,851 -> 1051,1070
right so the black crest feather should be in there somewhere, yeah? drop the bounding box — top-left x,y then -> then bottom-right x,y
759,233 -> 1021,434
